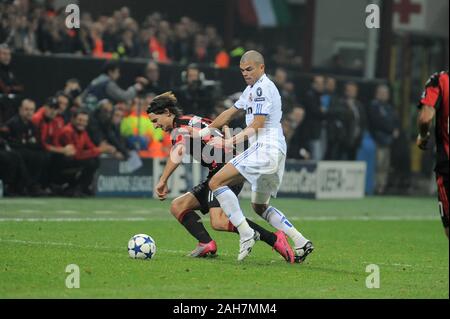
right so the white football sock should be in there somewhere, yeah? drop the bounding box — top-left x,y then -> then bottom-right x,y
262,206 -> 308,248
213,186 -> 253,240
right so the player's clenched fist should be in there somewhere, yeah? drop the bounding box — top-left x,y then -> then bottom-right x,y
155,180 -> 169,200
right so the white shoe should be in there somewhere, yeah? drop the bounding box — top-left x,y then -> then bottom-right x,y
237,231 -> 260,261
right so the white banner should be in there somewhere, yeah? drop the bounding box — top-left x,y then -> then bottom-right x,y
316,161 -> 366,199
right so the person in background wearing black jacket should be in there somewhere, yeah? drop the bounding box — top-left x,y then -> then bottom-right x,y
0,126 -> 31,196
3,99 -> 48,195
367,84 -> 400,195
303,75 -> 327,161
87,99 -> 128,160
326,82 -> 366,160
0,43 -> 24,123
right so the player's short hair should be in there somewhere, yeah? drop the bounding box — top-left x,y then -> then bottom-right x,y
147,91 -> 183,117
240,50 -> 265,66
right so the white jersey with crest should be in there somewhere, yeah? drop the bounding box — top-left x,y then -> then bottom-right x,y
234,74 -> 287,155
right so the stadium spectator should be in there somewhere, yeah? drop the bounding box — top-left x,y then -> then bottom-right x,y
32,96 -> 71,155
141,61 -> 164,96
283,106 -> 310,160
0,130 -> 31,196
0,43 -> 23,123
81,61 -> 148,108
303,75 -> 327,160
3,99 -> 47,195
87,99 -> 128,160
272,67 -> 299,115
326,82 -> 366,160
55,109 -> 115,196
176,64 -> 217,115
367,84 -> 400,195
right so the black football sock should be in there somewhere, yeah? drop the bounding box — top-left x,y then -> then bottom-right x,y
179,211 -> 213,244
228,219 -> 277,247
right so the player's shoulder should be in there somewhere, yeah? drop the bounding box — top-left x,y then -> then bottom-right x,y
425,71 -> 448,88
254,74 -> 278,96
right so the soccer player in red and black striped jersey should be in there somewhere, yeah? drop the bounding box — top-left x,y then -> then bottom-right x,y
417,71 -> 449,238
147,92 -> 295,262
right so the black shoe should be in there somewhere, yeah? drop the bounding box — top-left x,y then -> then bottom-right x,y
294,241 -> 314,264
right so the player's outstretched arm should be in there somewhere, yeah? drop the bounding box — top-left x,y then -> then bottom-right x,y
416,105 -> 435,150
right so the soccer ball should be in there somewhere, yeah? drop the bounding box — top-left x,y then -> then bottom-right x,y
128,234 -> 156,260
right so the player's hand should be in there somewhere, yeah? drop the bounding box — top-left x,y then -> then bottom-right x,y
155,180 -> 169,200
416,133 -> 430,150
207,136 -> 225,148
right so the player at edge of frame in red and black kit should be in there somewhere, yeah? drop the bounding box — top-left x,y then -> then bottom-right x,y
417,71 -> 449,239
146,91 -> 296,262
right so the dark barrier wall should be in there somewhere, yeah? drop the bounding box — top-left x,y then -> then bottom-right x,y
11,54 -> 385,107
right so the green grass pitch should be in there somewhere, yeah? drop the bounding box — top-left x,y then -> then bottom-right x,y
0,196 -> 448,298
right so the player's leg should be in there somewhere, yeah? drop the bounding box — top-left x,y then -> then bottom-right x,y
209,163 -> 254,240
436,174 -> 449,239
170,192 -> 217,256
250,148 -> 313,263
208,163 -> 259,261
209,207 -> 294,262
251,192 -> 313,263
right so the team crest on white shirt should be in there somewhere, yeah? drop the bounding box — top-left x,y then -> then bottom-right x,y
256,87 -> 262,97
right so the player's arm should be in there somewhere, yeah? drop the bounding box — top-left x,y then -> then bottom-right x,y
416,73 -> 440,150
416,105 -> 435,150
228,115 -> 266,146
194,107 -> 241,138
155,143 -> 184,200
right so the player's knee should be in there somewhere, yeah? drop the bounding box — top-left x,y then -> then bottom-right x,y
170,200 -> 183,218
208,177 -> 221,191
252,203 -> 268,216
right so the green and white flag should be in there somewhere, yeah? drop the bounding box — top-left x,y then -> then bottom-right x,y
239,0 -> 292,27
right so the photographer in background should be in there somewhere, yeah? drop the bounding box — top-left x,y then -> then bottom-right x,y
176,63 -> 219,115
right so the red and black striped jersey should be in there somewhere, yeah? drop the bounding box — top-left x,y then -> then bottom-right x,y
172,115 -> 230,176
419,71 -> 449,174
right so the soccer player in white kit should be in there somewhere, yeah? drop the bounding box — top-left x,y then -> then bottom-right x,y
197,50 -> 314,262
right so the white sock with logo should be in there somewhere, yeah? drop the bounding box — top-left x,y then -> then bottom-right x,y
262,206 -> 308,248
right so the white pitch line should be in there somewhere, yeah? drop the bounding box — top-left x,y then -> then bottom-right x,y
93,210 -> 116,215
18,210 -> 41,214
55,210 -> 79,214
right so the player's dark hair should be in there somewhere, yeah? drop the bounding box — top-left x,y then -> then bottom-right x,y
147,91 -> 183,117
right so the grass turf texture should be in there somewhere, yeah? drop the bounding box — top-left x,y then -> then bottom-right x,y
0,197 -> 448,298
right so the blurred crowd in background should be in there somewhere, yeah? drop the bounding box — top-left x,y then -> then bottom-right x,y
0,1 -> 421,198
0,0 -> 304,70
